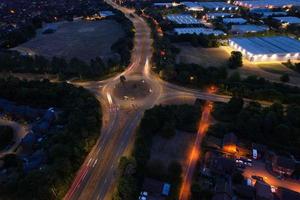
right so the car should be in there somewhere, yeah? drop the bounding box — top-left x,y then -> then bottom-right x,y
140,191 -> 148,197
252,175 -> 263,181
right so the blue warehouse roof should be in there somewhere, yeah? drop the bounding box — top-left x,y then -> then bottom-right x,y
229,36 -> 300,55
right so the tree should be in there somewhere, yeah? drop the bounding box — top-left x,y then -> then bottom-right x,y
120,75 -> 126,84
228,51 -> 243,69
280,73 -> 290,82
0,125 -> 14,150
226,96 -> 244,115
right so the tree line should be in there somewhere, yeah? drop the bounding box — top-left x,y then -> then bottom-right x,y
0,77 -> 102,200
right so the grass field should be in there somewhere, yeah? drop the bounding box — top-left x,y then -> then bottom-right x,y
13,19 -> 124,62
175,43 -> 230,68
150,130 -> 196,169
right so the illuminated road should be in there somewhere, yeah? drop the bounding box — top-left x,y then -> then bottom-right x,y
64,1 -> 277,200
179,102 -> 213,200
244,161 -> 300,193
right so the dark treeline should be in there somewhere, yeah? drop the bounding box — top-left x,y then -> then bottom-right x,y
0,51 -> 119,80
0,49 -> 125,81
0,77 -> 102,200
114,104 -> 201,200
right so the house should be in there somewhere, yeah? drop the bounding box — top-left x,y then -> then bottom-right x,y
210,156 -> 236,175
212,179 -> 232,200
223,133 -> 237,154
234,185 -> 255,199
252,143 -> 267,160
272,156 -> 295,176
276,187 -> 300,200
142,178 -> 171,200
255,180 -> 273,200
23,149 -> 46,172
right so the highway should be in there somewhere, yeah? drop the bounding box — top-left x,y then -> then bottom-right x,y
64,1 -> 274,200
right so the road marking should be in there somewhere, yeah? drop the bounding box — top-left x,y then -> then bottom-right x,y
93,159 -> 98,168
87,158 -> 93,166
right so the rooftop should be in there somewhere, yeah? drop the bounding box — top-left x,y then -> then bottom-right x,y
231,24 -> 269,33
229,36 -> 300,55
223,17 -> 247,24
174,27 -> 225,36
234,0 -> 300,8
274,16 -> 300,24
166,14 -> 200,24
183,1 -> 238,10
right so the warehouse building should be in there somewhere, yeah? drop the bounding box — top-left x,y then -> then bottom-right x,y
234,0 -> 300,8
229,36 -> 300,62
206,12 -> 234,20
166,14 -> 200,24
274,16 -> 300,26
174,27 -> 225,36
182,1 -> 238,11
223,17 -> 247,24
250,8 -> 287,18
230,24 -> 269,34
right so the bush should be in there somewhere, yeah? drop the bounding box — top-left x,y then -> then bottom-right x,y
280,73 -> 290,82
0,126 -> 14,150
228,51 -> 243,69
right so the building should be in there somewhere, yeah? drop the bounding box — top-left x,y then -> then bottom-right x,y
183,2 -> 238,11
229,36 -> 300,62
181,2 -> 203,11
272,155 -> 295,176
142,178 -> 171,200
234,0 -> 300,9
230,24 -> 269,34
99,11 -> 114,17
153,2 -> 180,8
255,181 -> 273,200
223,132 -> 237,154
210,156 -> 236,175
274,16 -> 300,27
166,14 -> 200,25
212,179 -> 232,200
223,17 -> 247,25
206,12 -> 234,20
174,27 -> 225,36
250,8 -> 287,18
277,187 -> 300,200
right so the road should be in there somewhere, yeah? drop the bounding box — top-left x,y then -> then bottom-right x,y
64,1 -> 275,200
179,102 -> 213,200
244,160 -> 300,193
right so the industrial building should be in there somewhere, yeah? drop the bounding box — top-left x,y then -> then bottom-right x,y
250,8 -> 287,18
229,36 -> 300,62
223,17 -> 247,24
166,14 -> 200,24
274,16 -> 300,25
206,12 -> 234,20
230,24 -> 269,34
182,1 -> 238,11
234,0 -> 300,8
174,27 -> 225,36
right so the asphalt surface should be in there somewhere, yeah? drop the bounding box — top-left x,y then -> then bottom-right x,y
64,1 -> 275,200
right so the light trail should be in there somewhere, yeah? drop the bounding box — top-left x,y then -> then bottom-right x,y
179,102 -> 213,200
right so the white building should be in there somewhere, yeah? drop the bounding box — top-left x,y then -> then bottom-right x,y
274,16 -> 300,26
182,1 -> 238,11
166,14 -> 200,24
174,27 -> 226,36
230,24 -> 269,34
206,12 -> 234,20
223,18 -> 247,24
234,0 -> 300,8
229,36 -> 300,62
